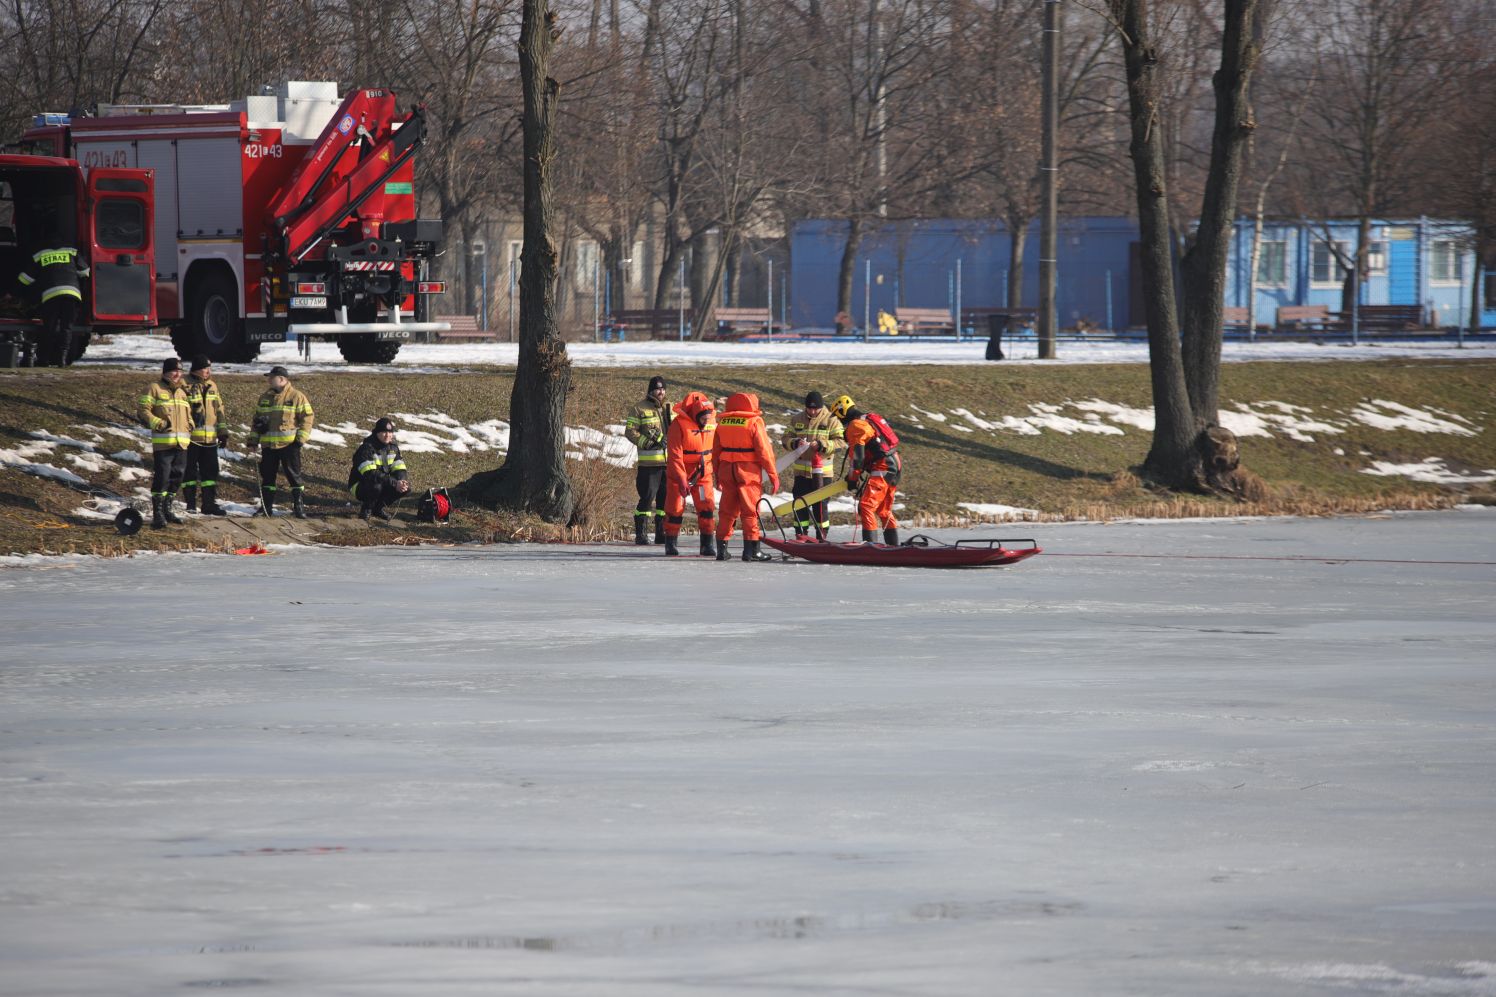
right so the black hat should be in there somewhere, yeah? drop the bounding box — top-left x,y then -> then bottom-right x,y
190,354 -> 212,372
373,417 -> 397,434
162,357 -> 181,374
648,375 -> 666,392
805,390 -> 824,407
265,365 -> 290,377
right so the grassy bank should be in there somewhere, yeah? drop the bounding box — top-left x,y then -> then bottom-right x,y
1,358 -> 1492,555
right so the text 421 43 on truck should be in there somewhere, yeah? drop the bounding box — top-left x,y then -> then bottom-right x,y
0,80 -> 446,367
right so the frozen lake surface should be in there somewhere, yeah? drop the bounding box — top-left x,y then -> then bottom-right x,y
2,512 -> 1494,995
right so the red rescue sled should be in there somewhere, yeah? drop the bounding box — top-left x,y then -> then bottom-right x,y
762,534 -> 1041,568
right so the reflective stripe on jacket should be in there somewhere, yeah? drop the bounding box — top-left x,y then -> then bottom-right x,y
137,379 -> 191,451
185,375 -> 225,445
250,384 -> 314,449
624,396 -> 671,465
782,410 -> 844,477
17,247 -> 83,304
347,436 -> 408,494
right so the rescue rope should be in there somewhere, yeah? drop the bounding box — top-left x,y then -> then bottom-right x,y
1045,552 -> 1496,566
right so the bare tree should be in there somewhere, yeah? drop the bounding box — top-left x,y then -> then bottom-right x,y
468,0 -> 574,521
1107,0 -> 1271,492
1291,0 -> 1453,314
0,0 -> 170,136
1422,6 -> 1496,333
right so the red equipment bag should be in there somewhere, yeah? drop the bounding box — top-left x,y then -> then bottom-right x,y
863,411 -> 900,457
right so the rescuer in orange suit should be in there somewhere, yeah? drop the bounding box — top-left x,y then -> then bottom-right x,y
711,391 -> 780,562
829,394 -> 902,546
663,391 -> 717,558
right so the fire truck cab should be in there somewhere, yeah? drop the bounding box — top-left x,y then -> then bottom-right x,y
11,81 -> 445,366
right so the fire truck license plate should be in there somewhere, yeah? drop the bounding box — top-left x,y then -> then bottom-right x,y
290,296 -> 327,309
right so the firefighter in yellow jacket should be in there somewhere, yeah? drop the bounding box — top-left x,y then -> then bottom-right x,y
137,357 -> 192,528
624,374 -> 671,545
182,355 -> 229,516
781,390 -> 844,537
248,365 -> 315,518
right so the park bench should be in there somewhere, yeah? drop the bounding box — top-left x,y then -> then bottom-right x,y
893,306 -> 955,335
712,307 -> 781,340
1275,304 -> 1332,332
598,309 -> 688,341
1222,306 -> 1249,332
961,307 -> 1037,339
1339,304 -> 1427,332
433,315 -> 498,342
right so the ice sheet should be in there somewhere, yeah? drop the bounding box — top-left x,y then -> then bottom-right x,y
1,511 -> 1494,995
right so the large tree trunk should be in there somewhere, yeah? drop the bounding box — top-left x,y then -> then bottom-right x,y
836,216 -> 865,324
1115,0 -> 1265,494
1113,0 -> 1197,489
1179,0 -> 1264,426
465,0 -> 574,523
1006,218 -> 1028,310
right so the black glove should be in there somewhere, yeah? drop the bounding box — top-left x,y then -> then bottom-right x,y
217,429 -> 229,448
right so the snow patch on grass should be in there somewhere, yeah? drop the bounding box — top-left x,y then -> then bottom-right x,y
910,404 -> 947,423
1362,459 -> 1496,485
1072,400 -> 1153,430
1349,400 -> 1479,435
958,502 -> 1040,521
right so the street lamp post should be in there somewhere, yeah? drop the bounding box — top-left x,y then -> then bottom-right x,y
470,239 -> 488,332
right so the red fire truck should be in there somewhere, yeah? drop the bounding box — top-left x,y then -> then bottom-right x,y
1,81 -> 446,366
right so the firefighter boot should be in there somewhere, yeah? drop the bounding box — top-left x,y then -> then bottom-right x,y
742,539 -> 774,562
162,494 -> 183,524
716,538 -> 731,561
183,485 -> 198,513
653,517 -> 666,545
150,497 -> 167,530
201,485 -> 227,516
633,515 -> 648,546
664,534 -> 679,556
700,533 -> 716,558
883,528 -> 900,546
254,490 -> 275,517
292,490 -> 308,520
861,528 -> 878,543
359,503 -> 373,521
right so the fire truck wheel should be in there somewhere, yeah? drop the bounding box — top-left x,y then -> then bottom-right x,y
187,269 -> 245,363
335,336 -> 402,364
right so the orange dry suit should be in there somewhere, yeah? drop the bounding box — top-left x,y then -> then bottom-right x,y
845,414 -> 901,531
664,392 -> 717,539
710,392 -> 780,542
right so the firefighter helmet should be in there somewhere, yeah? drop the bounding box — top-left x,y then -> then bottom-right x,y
828,394 -> 855,419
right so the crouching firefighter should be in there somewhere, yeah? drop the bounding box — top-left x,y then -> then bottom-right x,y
829,395 -> 902,546
182,355 -> 228,515
348,417 -> 410,521
664,391 -> 717,557
711,391 -> 780,562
